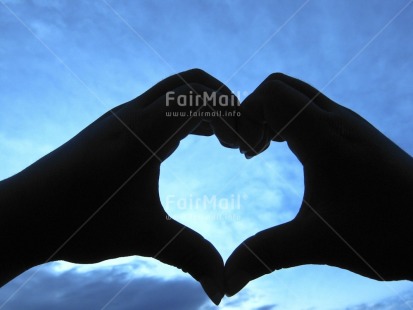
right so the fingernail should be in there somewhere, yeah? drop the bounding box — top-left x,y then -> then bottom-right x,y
200,276 -> 224,305
225,271 -> 250,297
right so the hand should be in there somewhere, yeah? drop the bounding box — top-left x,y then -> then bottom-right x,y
0,69 -> 239,305
225,73 -> 413,296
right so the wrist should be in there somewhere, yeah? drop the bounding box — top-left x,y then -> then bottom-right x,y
0,174 -> 56,286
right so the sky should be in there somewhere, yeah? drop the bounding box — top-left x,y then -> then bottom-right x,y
0,0 -> 413,309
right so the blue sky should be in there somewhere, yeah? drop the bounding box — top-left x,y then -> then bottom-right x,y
1,0 -> 413,309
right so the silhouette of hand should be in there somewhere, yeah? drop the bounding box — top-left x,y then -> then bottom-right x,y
0,69 -> 239,304
226,73 -> 413,296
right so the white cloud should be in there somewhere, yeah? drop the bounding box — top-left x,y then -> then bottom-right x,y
0,263 -> 209,310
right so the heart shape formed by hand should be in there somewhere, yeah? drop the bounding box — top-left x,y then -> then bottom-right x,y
153,70 -> 413,304
4,69 -> 412,307
148,69 -> 412,303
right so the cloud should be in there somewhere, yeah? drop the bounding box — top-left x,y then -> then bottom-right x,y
0,263 -> 208,310
343,289 -> 413,310
255,305 -> 278,310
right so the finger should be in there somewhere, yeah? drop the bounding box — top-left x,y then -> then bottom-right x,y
190,119 -> 243,148
263,73 -> 341,112
225,220 -> 319,296
237,116 -> 261,157
177,88 -> 240,148
244,139 -> 271,159
237,88 -> 282,158
135,68 -> 235,109
156,218 -> 225,305
190,121 -> 214,136
208,96 -> 241,149
241,79 -> 329,161
240,121 -> 273,159
139,84 -> 240,160
138,69 -> 240,148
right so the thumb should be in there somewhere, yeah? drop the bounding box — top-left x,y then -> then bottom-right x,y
225,219 -> 317,296
239,79 -> 328,161
155,217 -> 225,305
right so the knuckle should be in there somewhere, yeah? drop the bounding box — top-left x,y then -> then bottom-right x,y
187,68 -> 209,79
261,79 -> 285,95
187,82 -> 208,93
266,72 -> 286,82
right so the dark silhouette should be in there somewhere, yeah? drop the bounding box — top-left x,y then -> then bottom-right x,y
225,73 -> 413,296
1,69 -> 412,306
0,69 -> 240,305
